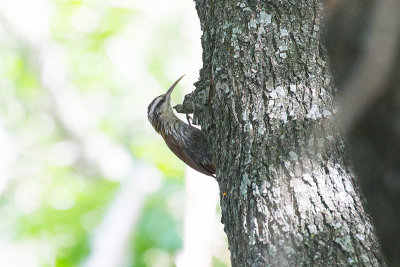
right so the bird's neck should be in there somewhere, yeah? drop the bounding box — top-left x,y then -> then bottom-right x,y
152,112 -> 182,137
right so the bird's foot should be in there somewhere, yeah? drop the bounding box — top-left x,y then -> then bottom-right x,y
186,114 -> 193,126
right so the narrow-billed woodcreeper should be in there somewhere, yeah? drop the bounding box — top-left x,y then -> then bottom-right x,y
147,75 -> 216,177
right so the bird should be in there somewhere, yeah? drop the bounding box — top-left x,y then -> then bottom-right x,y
147,75 -> 216,177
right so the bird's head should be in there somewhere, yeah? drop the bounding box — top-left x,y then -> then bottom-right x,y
147,75 -> 184,130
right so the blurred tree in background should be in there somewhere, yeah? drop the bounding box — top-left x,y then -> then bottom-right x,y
0,0 -> 229,266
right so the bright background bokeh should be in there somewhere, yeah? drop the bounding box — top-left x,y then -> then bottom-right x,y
0,0 -> 229,266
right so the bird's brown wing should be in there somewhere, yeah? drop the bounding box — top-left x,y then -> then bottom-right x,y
164,132 -> 215,177
185,126 -> 216,177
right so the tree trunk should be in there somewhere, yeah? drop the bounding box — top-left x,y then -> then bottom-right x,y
176,0 -> 384,265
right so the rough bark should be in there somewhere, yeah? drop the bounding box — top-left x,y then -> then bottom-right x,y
176,0 -> 384,265
326,0 -> 400,265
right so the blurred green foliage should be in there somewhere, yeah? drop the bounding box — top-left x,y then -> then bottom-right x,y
132,180 -> 183,267
19,176 -> 119,267
0,0 -> 229,266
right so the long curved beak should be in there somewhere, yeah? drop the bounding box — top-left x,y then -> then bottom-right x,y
165,74 -> 185,100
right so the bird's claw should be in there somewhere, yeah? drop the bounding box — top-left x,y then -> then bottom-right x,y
186,114 -> 193,126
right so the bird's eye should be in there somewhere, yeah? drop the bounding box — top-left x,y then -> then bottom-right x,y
156,99 -> 165,108
154,98 -> 165,114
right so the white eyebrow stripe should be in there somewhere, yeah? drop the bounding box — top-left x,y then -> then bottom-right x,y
149,96 -> 163,116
